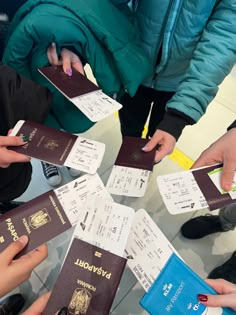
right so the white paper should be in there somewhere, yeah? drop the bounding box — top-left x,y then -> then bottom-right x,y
125,209 -> 179,291
73,197 -> 135,256
64,136 -> 105,174
72,90 -> 122,122
106,165 -> 150,197
157,171 -> 208,214
54,173 -> 113,225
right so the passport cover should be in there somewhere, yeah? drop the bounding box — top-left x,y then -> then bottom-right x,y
0,191 -> 72,256
192,164 -> 233,210
43,238 -> 127,315
140,253 -> 235,315
115,137 -> 155,171
39,66 -> 100,98
9,120 -> 77,166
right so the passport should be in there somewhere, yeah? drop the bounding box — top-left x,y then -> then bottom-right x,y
9,120 -> 105,174
116,136 -> 156,171
140,253 -> 235,315
39,65 -> 100,98
43,238 -> 127,315
0,191 -> 72,256
10,120 -> 77,166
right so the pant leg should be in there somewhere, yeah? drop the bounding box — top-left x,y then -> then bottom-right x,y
119,85 -> 153,137
219,203 -> 236,230
147,90 -> 175,137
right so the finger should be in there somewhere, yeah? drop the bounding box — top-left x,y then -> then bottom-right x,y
205,278 -> 236,294
17,244 -> 48,270
0,236 -> 29,264
61,49 -> 73,76
220,159 -> 236,191
22,292 -> 51,315
7,129 -> 13,136
198,293 -> 236,310
72,60 -> 84,75
154,144 -> 172,163
2,150 -> 31,164
142,135 -> 160,152
47,43 -> 61,66
0,136 -> 27,147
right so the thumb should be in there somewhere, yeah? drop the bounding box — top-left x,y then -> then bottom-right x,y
142,136 -> 160,153
220,159 -> 236,191
198,293 -> 236,310
1,235 -> 29,263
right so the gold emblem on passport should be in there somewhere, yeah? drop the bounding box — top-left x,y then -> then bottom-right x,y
68,288 -> 92,315
95,251 -> 102,258
0,236 -> 5,243
29,209 -> 51,229
44,139 -> 59,150
131,151 -> 141,161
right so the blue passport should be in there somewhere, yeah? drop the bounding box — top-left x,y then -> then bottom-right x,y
140,253 -> 236,315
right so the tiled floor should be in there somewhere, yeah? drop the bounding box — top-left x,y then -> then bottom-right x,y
7,66 -> 236,313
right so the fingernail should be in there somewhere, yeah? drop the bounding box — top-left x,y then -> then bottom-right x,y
66,69 -> 72,77
58,307 -> 68,315
18,235 -> 28,244
224,183 -> 232,191
198,294 -> 208,302
22,136 -> 29,142
51,42 -> 56,47
142,146 -> 147,151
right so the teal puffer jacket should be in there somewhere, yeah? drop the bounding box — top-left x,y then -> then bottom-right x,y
112,0 -> 236,124
3,0 -> 152,133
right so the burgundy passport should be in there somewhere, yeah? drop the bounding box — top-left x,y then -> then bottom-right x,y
43,238 -> 127,315
0,191 -> 72,256
192,164 -> 233,210
39,66 -> 100,98
9,120 -> 77,166
116,136 -> 156,171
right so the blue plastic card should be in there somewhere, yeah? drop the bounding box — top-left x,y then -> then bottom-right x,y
140,253 -> 236,315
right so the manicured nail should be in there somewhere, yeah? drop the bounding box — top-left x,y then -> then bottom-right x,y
22,136 -> 29,142
198,294 -> 208,302
51,42 -> 56,47
18,235 -> 28,244
58,307 -> 68,315
66,69 -> 72,77
142,146 -> 147,151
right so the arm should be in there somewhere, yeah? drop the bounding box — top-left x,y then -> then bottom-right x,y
0,236 -> 48,297
144,0 -> 236,162
198,279 -> 236,311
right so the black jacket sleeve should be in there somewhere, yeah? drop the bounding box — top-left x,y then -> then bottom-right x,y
0,63 -> 52,136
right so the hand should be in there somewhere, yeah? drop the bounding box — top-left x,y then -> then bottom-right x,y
0,235 -> 48,297
22,292 -> 51,315
198,278 -> 236,310
142,129 -> 176,163
192,128 -> 236,191
0,135 -> 30,168
47,43 -> 84,76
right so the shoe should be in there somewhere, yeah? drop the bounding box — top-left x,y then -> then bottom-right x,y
0,201 -> 25,214
208,251 -> 236,284
180,214 -> 226,239
0,293 -> 25,315
67,167 -> 81,178
41,162 -> 62,187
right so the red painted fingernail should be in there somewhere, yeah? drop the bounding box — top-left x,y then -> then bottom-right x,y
198,294 -> 208,302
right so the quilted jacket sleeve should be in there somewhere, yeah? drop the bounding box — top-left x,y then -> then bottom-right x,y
165,0 -> 236,126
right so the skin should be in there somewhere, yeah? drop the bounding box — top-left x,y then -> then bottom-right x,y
0,136 -> 30,168
0,235 -> 48,297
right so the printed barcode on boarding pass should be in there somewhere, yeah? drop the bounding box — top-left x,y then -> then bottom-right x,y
133,265 -> 143,281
